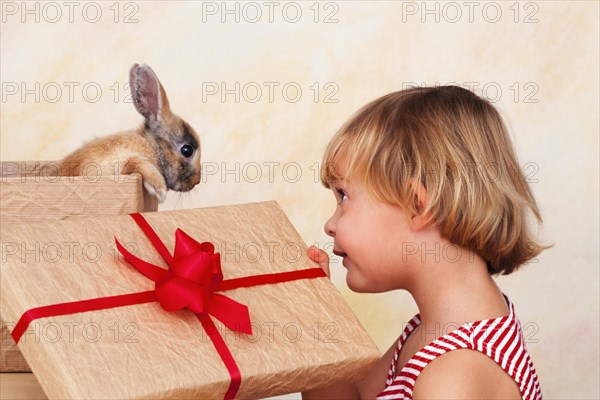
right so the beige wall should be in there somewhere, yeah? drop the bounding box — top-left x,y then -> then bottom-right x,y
1,1 -> 598,397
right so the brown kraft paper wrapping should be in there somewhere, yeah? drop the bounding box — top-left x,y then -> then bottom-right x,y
1,160 -> 158,372
0,201 -> 380,399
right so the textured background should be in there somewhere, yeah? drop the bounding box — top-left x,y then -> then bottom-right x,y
1,1 -> 598,398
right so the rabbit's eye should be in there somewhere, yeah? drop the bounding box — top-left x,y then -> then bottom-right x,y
180,145 -> 194,158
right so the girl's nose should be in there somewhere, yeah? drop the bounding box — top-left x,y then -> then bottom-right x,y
324,214 -> 336,237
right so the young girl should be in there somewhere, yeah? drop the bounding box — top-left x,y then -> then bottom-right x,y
302,86 -> 550,399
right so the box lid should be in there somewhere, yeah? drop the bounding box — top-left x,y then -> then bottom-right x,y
0,201 -> 380,399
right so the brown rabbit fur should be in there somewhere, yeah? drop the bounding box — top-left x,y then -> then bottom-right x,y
58,64 -> 201,203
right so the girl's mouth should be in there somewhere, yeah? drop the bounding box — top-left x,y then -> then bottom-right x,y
333,249 -> 347,257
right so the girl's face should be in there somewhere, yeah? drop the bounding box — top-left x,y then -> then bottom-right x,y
324,174 -> 420,293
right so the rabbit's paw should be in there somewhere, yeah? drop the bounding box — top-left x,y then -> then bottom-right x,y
143,179 -> 167,203
121,157 -> 168,203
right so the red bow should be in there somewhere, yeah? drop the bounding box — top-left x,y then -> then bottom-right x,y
116,228 -> 252,335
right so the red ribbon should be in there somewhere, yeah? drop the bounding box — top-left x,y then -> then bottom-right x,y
11,213 -> 327,400
115,219 -> 253,336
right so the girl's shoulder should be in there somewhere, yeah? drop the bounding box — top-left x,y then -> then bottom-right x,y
377,295 -> 542,400
411,348 -> 522,399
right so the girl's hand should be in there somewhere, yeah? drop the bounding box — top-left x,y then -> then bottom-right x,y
308,245 -> 330,278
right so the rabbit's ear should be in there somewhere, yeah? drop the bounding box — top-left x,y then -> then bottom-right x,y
129,64 -> 172,122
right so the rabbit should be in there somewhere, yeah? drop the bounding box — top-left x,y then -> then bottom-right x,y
58,64 -> 201,203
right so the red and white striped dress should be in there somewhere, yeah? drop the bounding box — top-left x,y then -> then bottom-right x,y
376,295 -> 542,399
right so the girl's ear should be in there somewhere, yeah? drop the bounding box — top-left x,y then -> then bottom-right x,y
408,178 -> 429,231
129,64 -> 172,123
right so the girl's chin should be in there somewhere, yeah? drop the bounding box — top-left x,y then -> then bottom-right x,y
346,270 -> 391,293
346,272 -> 371,293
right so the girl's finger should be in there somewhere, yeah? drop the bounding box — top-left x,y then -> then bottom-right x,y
308,245 -> 330,278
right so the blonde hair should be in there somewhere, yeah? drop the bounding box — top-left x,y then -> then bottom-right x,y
321,86 -> 552,275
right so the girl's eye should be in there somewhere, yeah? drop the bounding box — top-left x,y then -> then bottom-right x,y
180,144 -> 194,158
335,188 -> 347,204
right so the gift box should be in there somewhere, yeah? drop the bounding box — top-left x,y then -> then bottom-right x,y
0,161 -> 158,224
1,160 -> 158,372
0,201 -> 380,399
